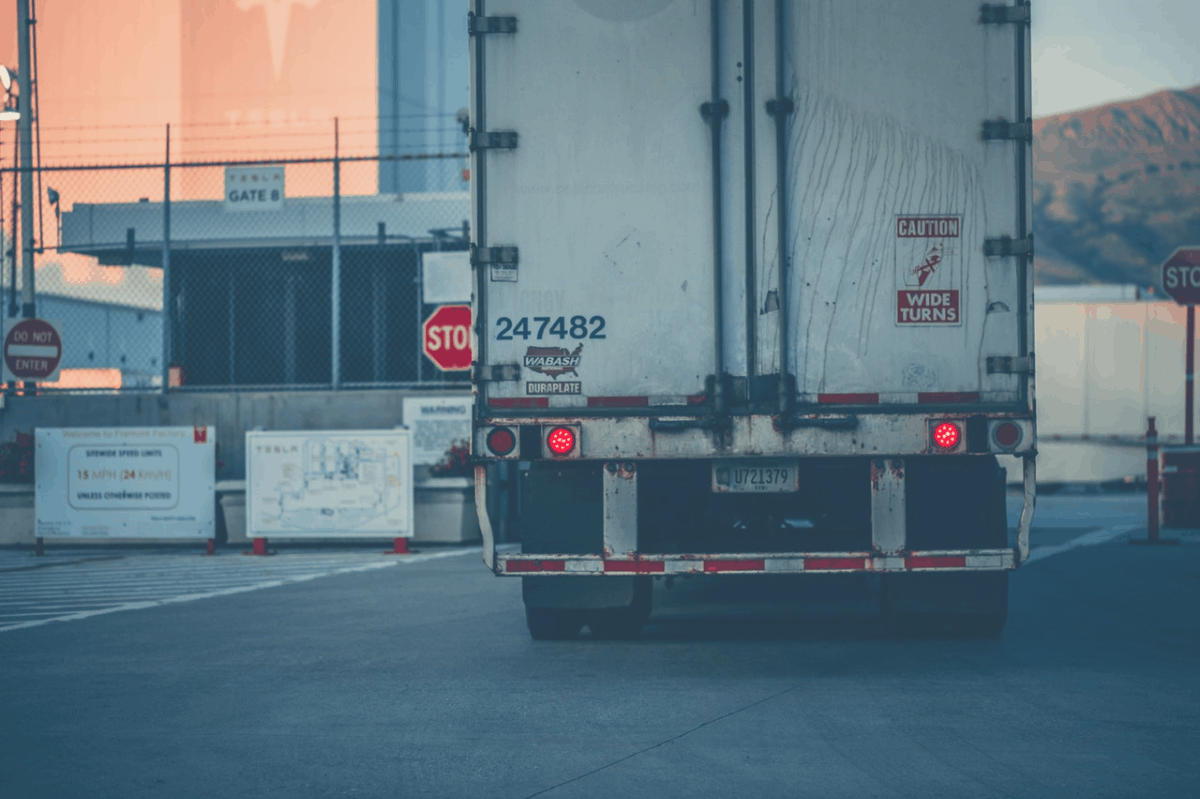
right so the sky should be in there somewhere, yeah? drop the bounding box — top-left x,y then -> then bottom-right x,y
2,0 -> 1197,145
1032,0 -> 1200,117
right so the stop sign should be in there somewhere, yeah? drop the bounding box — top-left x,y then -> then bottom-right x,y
3,318 -> 63,382
1161,246 -> 1200,304
422,304 -> 472,371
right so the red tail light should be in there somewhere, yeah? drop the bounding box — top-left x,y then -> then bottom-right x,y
993,421 -> 1022,449
933,422 -> 960,449
486,427 -> 516,456
546,426 -> 576,456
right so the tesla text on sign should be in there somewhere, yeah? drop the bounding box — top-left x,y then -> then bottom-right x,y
423,304 -> 472,371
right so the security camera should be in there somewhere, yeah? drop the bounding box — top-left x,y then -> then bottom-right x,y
456,107 -> 470,136
47,187 -> 59,205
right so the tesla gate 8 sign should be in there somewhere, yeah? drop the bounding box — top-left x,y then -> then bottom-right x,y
423,304 -> 472,371
1162,247 -> 1200,305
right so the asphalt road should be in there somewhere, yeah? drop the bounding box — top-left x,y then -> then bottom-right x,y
2,492 -> 1198,798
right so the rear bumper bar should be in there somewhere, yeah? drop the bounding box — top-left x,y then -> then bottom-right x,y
475,455 -> 1037,575
498,549 -> 1016,575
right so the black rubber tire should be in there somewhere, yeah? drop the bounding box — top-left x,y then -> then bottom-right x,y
525,607 -> 585,640
955,573 -> 1008,638
882,572 -> 1008,639
586,576 -> 652,640
587,607 -> 648,640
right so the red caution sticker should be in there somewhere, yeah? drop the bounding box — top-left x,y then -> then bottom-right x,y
895,215 -> 962,326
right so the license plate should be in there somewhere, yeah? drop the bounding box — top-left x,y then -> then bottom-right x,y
712,460 -> 799,493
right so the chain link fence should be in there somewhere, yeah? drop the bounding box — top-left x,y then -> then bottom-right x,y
0,149 -> 471,393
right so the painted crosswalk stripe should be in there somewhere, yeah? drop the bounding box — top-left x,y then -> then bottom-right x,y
0,547 -> 475,633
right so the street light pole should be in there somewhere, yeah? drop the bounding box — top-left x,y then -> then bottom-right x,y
17,0 -> 34,319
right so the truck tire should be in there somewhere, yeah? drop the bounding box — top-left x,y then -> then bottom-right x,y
882,571 -> 1008,638
525,608 -> 585,640
587,577 -> 653,640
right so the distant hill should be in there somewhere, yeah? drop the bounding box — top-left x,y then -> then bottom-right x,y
1033,84 -> 1200,286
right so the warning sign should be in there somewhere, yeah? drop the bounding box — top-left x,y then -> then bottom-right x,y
898,290 -> 959,324
896,215 -> 962,326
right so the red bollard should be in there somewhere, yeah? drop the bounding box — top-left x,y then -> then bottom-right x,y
251,537 -> 270,556
205,538 -> 216,556
392,537 -> 410,555
1133,416 -> 1179,546
1149,417 -> 1159,541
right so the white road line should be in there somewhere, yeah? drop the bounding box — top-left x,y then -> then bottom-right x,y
0,582 -> 289,633
1025,525 -> 1141,564
0,547 -> 477,633
0,575 -> 350,595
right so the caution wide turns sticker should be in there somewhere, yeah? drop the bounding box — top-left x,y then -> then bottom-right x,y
895,215 -> 962,326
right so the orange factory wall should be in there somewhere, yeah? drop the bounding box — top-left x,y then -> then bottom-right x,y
0,0 -> 378,295
0,0 -> 377,170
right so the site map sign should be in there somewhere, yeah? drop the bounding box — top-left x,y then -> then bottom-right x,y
246,430 -> 413,539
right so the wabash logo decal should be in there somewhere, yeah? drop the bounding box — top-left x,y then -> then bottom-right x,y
527,381 -> 582,395
524,344 -> 583,379
896,214 -> 963,326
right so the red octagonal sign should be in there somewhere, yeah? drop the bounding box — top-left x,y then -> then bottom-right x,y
1162,246 -> 1200,305
4,318 -> 63,381
422,304 -> 472,371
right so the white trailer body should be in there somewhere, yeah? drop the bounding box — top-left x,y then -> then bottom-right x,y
469,0 -> 1037,639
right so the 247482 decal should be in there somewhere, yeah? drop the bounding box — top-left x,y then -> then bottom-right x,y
495,315 -> 606,341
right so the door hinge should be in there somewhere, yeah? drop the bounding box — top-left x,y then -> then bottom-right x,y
475,363 -> 520,382
987,355 -> 1034,374
470,245 -> 519,267
469,130 -> 518,151
467,13 -> 517,35
700,100 -> 729,122
765,98 -> 794,117
979,2 -> 1031,25
981,117 -> 1032,142
984,234 -> 1034,257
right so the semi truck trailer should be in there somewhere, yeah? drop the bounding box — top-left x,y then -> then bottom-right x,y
468,0 -> 1036,639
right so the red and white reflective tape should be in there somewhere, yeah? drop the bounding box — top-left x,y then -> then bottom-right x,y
501,550 -> 1014,575
491,392 -> 987,409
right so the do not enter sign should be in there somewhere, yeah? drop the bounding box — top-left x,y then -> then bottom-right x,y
3,318 -> 63,382
1161,247 -> 1200,305
423,304 -> 472,371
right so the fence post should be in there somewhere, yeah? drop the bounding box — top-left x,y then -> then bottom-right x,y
161,124 -> 172,394
331,118 -> 341,389
1147,417 -> 1159,541
17,0 -> 34,321
414,240 -> 423,385
7,153 -> 17,321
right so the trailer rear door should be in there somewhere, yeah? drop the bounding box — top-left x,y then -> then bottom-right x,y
756,0 -> 1032,407
471,1 -> 720,409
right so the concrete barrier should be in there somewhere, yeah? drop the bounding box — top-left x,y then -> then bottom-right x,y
0,485 -> 35,545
